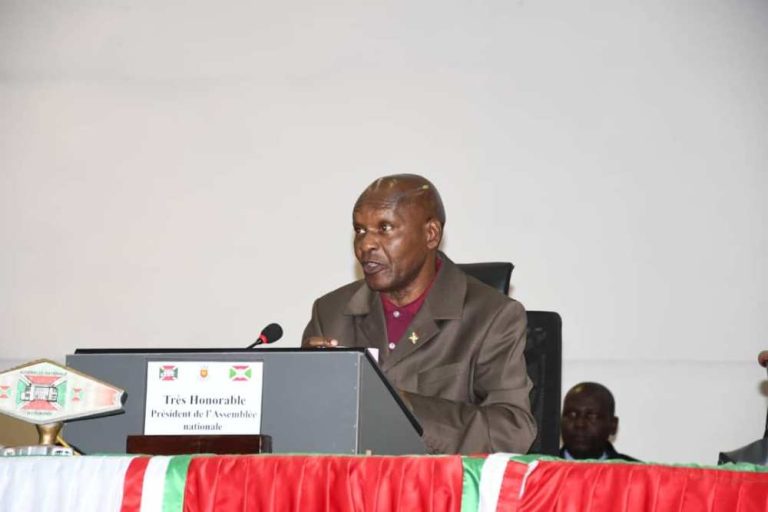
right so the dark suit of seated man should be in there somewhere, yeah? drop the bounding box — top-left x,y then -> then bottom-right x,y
560,382 -> 639,461
302,174 -> 536,455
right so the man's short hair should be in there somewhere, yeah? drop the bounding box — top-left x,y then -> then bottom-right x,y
356,174 -> 446,227
567,382 -> 616,416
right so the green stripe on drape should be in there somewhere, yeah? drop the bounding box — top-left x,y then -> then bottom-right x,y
461,457 -> 486,512
163,455 -> 193,512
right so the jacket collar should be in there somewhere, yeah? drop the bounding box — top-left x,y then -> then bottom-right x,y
560,443 -> 623,461
341,252 -> 467,369
343,251 -> 465,318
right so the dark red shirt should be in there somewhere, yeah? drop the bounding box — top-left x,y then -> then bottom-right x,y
381,259 -> 442,347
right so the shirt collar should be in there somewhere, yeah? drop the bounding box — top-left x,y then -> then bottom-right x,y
562,448 -> 609,461
380,258 -> 443,313
344,251 -> 465,319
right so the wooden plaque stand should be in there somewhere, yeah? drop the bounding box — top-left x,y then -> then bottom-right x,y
126,434 -> 272,455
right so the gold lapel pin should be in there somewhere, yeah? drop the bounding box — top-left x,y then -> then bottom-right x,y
408,331 -> 419,344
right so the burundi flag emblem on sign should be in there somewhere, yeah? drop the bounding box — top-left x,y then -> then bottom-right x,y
229,365 -> 251,381
159,365 -> 178,381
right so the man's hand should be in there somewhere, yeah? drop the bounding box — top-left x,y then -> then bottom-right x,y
303,336 -> 340,348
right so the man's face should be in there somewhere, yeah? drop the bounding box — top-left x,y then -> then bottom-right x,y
561,390 -> 617,459
352,195 -> 437,299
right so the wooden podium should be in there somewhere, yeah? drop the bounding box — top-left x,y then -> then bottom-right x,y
126,434 -> 272,455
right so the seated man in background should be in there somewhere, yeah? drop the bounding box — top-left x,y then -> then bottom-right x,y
560,382 -> 638,461
302,174 -> 536,454
717,350 -> 768,464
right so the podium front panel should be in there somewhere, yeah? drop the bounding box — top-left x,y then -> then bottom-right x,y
65,349 -> 424,455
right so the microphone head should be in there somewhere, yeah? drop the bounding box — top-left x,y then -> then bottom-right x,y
261,323 -> 283,344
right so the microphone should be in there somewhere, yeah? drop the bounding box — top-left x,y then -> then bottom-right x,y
246,323 -> 283,349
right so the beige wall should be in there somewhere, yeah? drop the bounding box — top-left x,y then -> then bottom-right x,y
1,0 -> 767,463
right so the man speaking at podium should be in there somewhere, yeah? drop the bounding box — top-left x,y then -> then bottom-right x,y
302,174 -> 536,454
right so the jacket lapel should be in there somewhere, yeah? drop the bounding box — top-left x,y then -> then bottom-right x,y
343,282 -> 388,355
379,254 -> 466,372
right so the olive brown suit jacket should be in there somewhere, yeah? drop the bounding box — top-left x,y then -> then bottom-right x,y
302,254 -> 536,454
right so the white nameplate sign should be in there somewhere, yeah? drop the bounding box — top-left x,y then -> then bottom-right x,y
144,361 -> 263,435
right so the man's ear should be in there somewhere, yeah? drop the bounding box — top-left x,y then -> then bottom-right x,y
425,218 -> 442,250
610,416 -> 619,437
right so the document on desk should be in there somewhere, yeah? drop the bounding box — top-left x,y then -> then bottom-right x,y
366,348 -> 380,364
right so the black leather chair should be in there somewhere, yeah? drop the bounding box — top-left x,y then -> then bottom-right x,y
457,262 -> 562,456
524,311 -> 562,455
456,262 -> 514,295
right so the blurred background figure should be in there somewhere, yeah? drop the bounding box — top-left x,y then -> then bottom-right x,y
718,351 -> 768,465
560,382 -> 639,462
